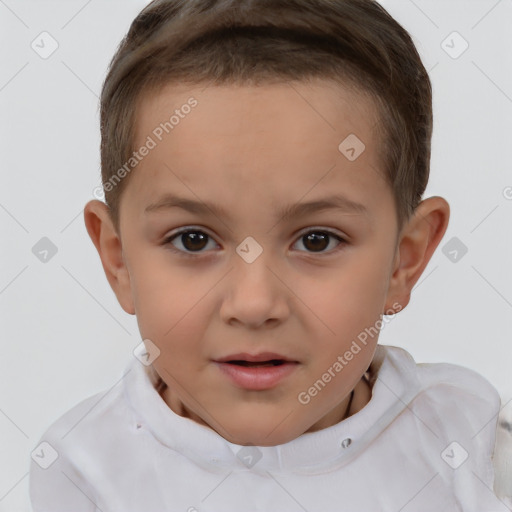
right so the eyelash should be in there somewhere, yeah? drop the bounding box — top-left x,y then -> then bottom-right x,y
162,226 -> 347,259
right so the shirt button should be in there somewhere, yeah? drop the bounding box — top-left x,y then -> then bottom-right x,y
136,423 -> 142,429
341,438 -> 352,448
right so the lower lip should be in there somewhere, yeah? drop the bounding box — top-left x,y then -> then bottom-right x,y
214,361 -> 299,390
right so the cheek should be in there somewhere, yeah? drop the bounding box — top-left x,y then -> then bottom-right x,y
295,255 -> 390,367
132,280 -> 218,370
303,261 -> 387,328
129,257 -> 207,342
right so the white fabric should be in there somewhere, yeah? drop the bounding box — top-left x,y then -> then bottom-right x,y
29,344 -> 507,511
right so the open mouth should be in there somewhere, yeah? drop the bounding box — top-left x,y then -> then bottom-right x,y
215,357 -> 299,389
226,359 -> 286,367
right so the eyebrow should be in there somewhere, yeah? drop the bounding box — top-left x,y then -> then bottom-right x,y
144,193 -> 369,222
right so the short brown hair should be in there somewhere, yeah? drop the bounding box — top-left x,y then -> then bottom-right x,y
99,0 -> 432,234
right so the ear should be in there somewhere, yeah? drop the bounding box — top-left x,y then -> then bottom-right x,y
83,200 -> 135,315
384,196 -> 450,313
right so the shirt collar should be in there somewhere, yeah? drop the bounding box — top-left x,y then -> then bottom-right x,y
123,344 -> 421,473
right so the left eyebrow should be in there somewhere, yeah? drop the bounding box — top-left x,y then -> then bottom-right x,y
144,193 -> 369,222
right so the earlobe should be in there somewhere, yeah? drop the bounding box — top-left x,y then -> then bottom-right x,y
83,200 -> 135,315
384,196 -> 450,313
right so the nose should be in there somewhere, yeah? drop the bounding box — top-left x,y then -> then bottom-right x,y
219,249 -> 289,329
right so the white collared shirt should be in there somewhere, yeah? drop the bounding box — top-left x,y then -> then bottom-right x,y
29,344 -> 507,511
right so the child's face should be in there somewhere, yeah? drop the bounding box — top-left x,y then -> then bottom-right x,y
115,79 -> 403,445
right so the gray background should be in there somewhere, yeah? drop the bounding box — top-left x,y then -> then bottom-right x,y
1,0 -> 511,510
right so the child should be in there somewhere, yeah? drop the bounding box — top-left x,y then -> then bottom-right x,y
29,0 -> 507,510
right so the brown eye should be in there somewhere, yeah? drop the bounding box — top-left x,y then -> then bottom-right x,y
164,229 -> 218,257
293,230 -> 346,254
303,232 -> 329,252
163,227 -> 346,258
179,231 -> 208,251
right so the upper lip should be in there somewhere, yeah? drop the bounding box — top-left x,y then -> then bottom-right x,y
214,352 -> 299,363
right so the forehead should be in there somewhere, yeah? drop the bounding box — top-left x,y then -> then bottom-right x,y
124,79 -> 390,222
